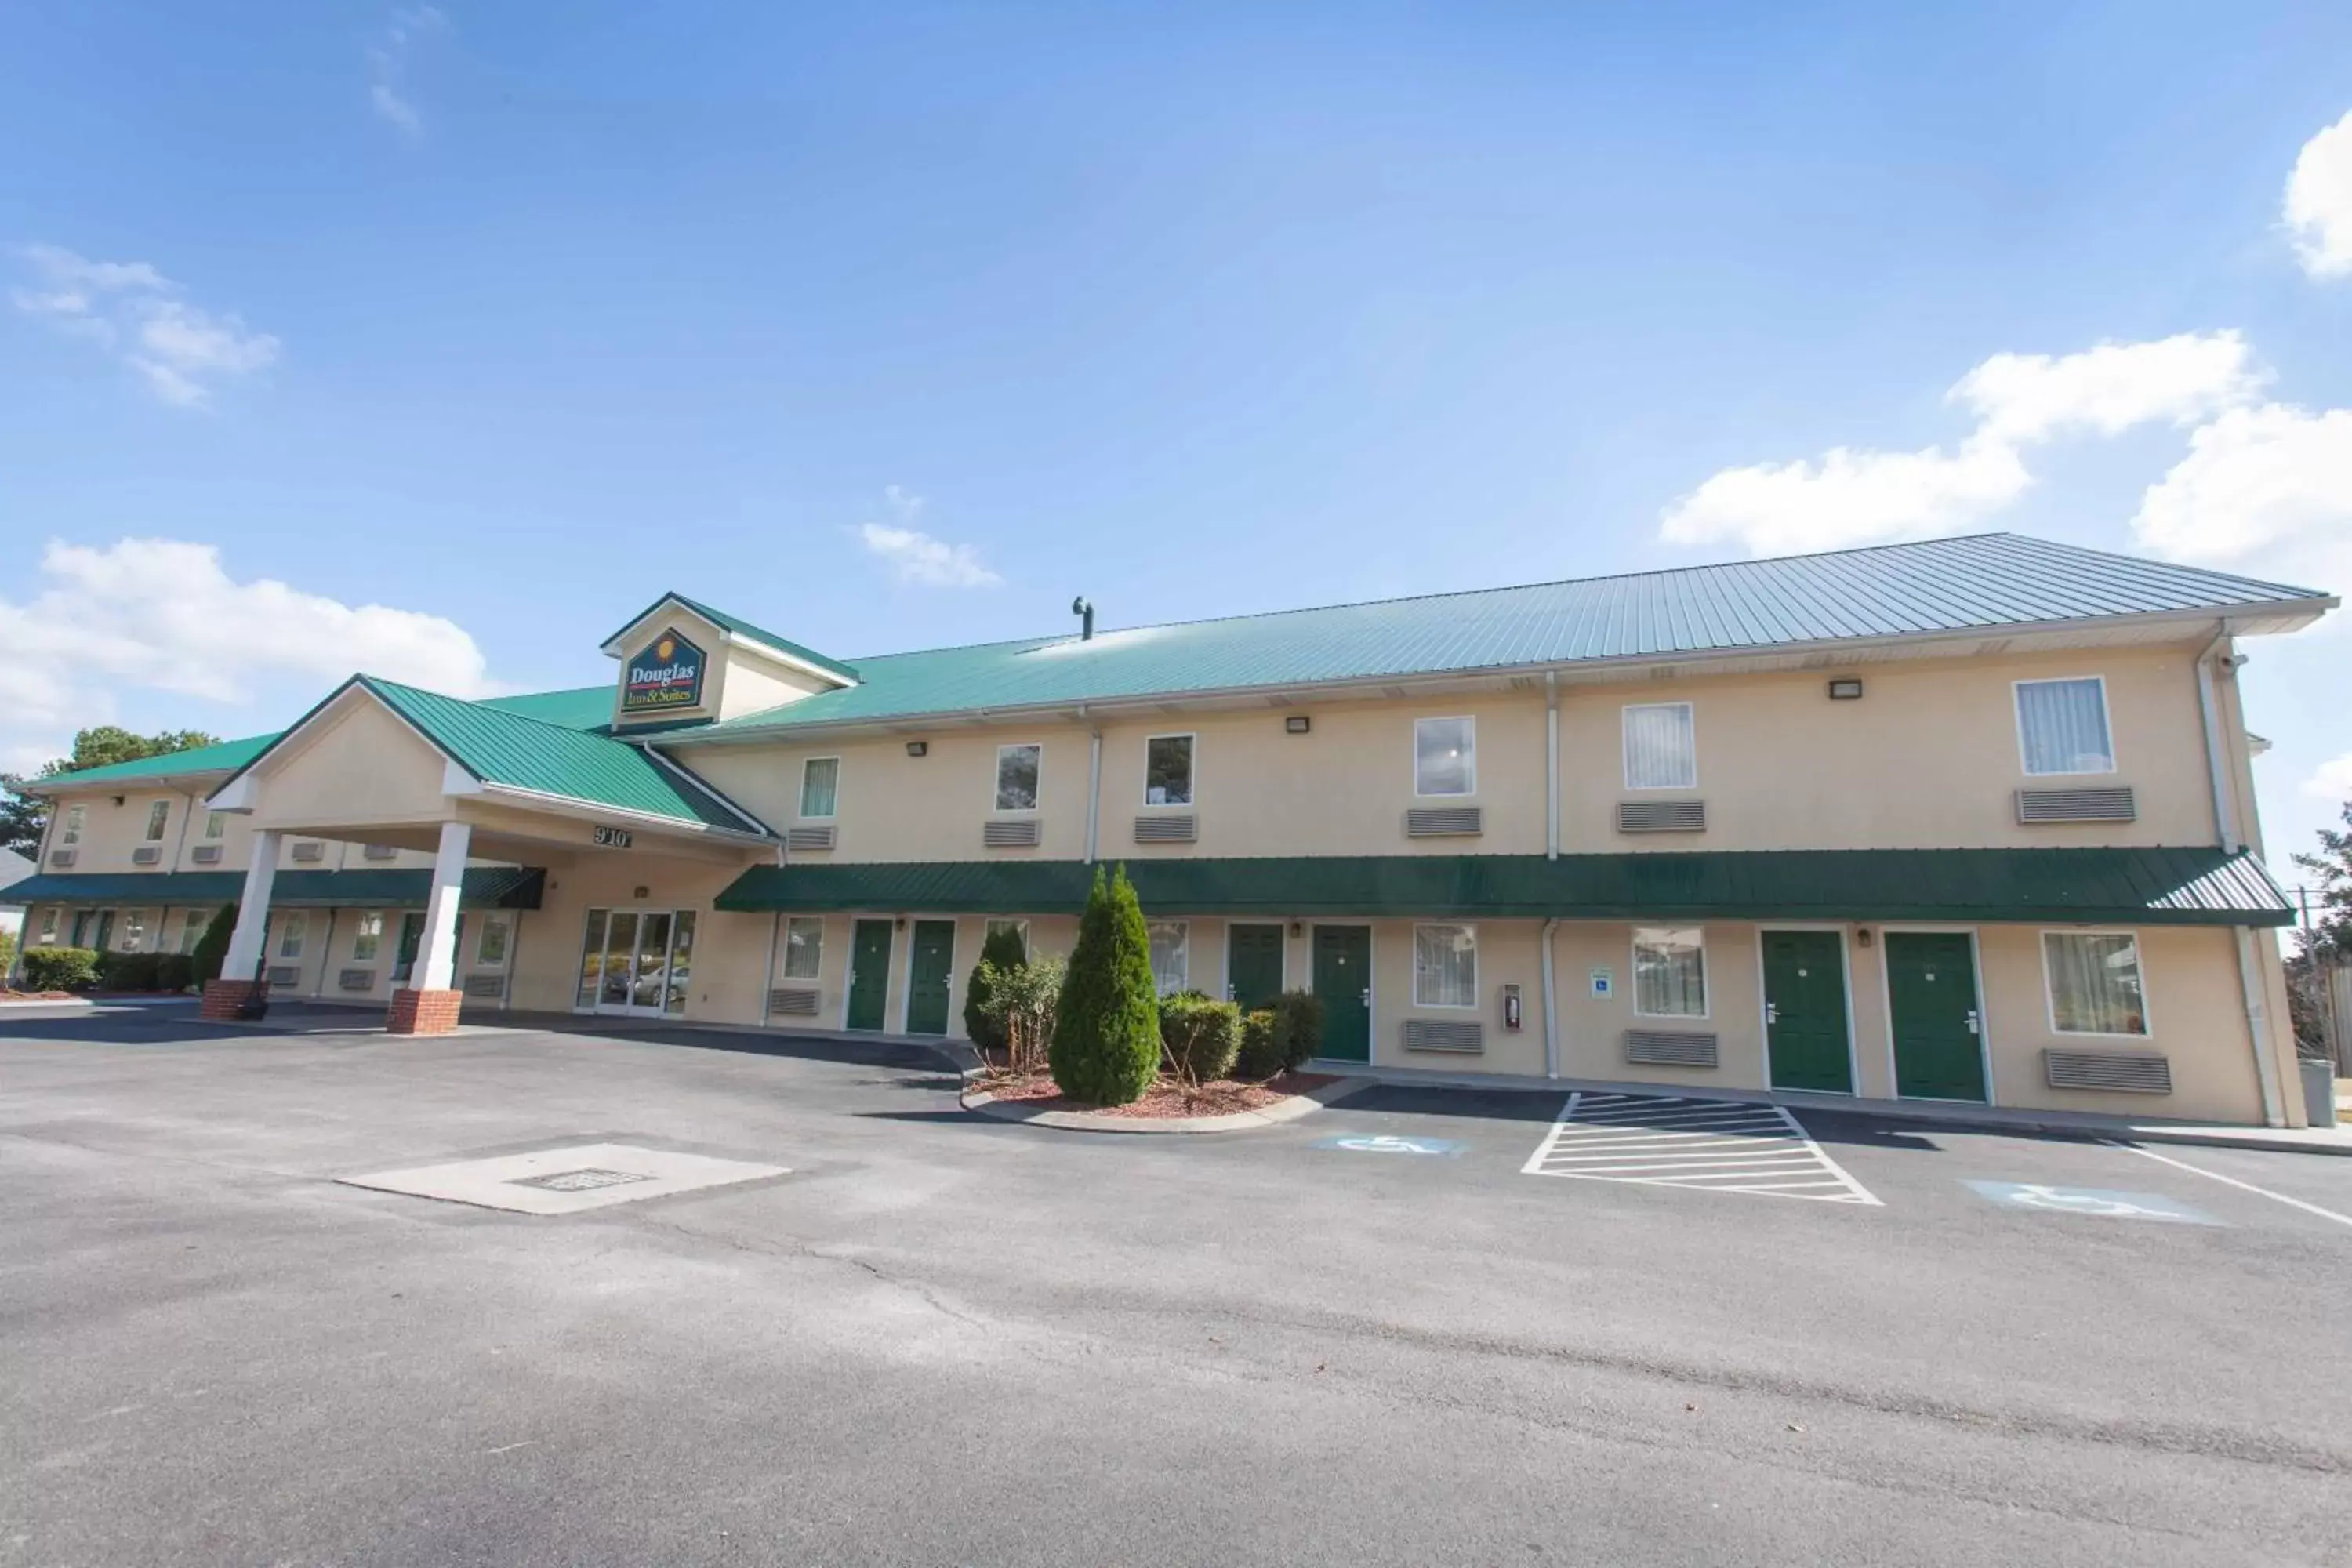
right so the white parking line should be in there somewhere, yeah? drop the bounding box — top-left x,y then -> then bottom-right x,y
1522,1092 -> 1882,1205
2102,1141 -> 2352,1231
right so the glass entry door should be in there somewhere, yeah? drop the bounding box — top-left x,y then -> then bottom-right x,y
575,907 -> 696,1018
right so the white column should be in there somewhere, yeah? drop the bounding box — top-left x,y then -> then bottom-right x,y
412,821 -> 471,993
222,830 -> 281,982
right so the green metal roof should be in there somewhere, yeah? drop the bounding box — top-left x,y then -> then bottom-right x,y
29,733 -> 279,788
10,866 -> 546,909
687,533 -> 2333,738
714,848 -> 2292,926
604,592 -> 858,684
473,684 -> 617,731
358,678 -> 770,836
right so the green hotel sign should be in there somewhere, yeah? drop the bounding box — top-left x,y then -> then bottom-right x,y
623,626 -> 706,714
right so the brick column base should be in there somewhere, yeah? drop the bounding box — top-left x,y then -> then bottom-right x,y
201,979 -> 267,1021
386,988 -> 465,1036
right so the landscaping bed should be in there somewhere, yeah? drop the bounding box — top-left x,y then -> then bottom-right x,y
0,989 -> 78,1003
975,1069 -> 1338,1120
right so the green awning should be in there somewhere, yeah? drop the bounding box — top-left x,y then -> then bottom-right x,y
714,848 -> 2291,927
8,867 -> 546,910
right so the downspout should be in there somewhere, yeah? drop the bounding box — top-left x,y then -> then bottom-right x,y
1083,706 -> 1103,865
760,910 -> 781,1029
168,789 -> 196,873
1543,670 -> 1561,1078
2194,626 -> 2286,1127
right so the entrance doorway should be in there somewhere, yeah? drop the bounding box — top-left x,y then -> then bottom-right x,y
844,918 -> 894,1032
575,908 -> 698,1018
904,920 -> 956,1036
1762,929 -> 1853,1094
1312,924 -> 1372,1062
1884,931 -> 1989,1102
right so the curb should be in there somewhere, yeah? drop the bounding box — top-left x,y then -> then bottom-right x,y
960,1076 -> 1362,1134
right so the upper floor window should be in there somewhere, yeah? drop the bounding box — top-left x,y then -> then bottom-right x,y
1633,926 -> 1708,1018
2015,677 -> 2114,776
996,744 -> 1041,811
782,916 -> 825,979
1145,735 -> 1194,806
799,757 -> 840,819
61,805 -> 85,846
1413,924 -> 1479,1008
1624,703 -> 1697,791
143,800 -> 171,842
202,811 -> 227,840
1147,920 -> 1189,995
1414,717 -> 1475,797
2042,931 -> 2147,1036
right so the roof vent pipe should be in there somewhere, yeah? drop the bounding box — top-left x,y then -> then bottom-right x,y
1072,597 -> 1094,641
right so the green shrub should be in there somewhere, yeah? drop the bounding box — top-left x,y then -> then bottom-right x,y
193,904 -> 237,983
95,949 -> 165,992
1049,865 -> 1161,1105
18,946 -> 101,992
1272,989 -> 1327,1069
1234,1008 -> 1284,1080
1160,992 -> 1243,1083
973,953 -> 1065,1076
155,953 -> 198,993
962,923 -> 1029,1053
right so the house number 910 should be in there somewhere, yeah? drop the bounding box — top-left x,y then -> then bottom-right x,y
593,826 -> 633,848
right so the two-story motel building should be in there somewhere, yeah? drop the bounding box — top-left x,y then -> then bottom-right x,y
11,533 -> 2336,1126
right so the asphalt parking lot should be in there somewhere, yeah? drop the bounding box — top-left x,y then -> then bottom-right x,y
5,1004 -> 2350,1566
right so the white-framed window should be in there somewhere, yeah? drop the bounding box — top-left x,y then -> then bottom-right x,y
61,804 -> 85,847
1414,717 -> 1475,797
1623,702 -> 1697,790
38,908 -> 60,944
1147,920 -> 1189,996
122,911 -> 149,953
143,800 -> 171,842
2015,677 -> 2114,776
1412,923 -> 1479,1009
799,757 -> 840,819
178,910 -> 209,954
477,915 -> 511,967
203,811 -> 227,840
985,918 -> 1030,959
1632,926 -> 1708,1017
995,744 -> 1042,811
353,911 -> 384,962
2042,931 -> 2148,1036
1145,735 -> 1195,806
278,912 -> 307,960
782,916 -> 825,980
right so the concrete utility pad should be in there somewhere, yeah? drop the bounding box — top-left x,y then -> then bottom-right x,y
339,1142 -> 788,1214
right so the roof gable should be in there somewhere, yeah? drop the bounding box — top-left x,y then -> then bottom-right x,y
599,592 -> 858,685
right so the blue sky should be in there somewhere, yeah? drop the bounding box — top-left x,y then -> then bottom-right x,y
3,2 -> 2350,873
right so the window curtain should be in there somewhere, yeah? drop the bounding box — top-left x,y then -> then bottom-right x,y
2044,932 -> 2146,1034
782,917 -> 824,979
1414,924 -> 1479,1007
2016,679 -> 2113,775
1634,927 -> 1707,1015
1149,921 -> 1189,995
800,758 -> 840,817
1414,717 -> 1475,796
1624,705 -> 1697,789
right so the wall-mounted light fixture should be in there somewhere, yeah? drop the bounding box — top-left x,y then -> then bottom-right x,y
633,885 -> 650,901
1856,927 -> 1873,948
1289,920 -> 1303,938
906,740 -> 929,757
1828,677 -> 1864,701
1284,715 -> 1311,734
894,916 -> 906,931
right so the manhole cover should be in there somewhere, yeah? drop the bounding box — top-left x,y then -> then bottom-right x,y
508,1168 -> 653,1192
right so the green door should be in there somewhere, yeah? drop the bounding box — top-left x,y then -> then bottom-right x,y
1227,923 -> 1286,1011
846,918 -> 895,1032
905,920 -> 956,1036
1762,930 -> 1852,1094
1885,931 -> 1987,1102
1312,924 -> 1372,1062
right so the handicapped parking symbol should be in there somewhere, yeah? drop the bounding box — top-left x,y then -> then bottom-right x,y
1965,1181 -> 2221,1225
1316,1132 -> 1465,1156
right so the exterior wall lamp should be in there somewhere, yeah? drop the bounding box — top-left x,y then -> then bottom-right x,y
906,740 -> 928,757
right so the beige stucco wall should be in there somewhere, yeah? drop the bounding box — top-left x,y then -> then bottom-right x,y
248,697 -> 452,831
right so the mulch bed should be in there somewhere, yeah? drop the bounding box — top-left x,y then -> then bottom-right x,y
978,1069 -> 1338,1120
0,989 -> 77,1002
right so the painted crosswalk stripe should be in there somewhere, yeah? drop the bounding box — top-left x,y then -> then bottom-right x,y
1520,1092 -> 1881,1205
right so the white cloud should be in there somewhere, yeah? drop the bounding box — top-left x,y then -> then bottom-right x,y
368,6 -> 446,136
2130,402 -> 2352,597
9,245 -> 278,408
1661,332 -> 2263,554
2306,753 -> 2352,803
855,487 -> 1003,588
2285,108 -> 2352,280
1952,332 -> 2263,442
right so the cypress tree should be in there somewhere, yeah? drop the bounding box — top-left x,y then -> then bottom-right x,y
194,904 -> 239,983
1050,865 -> 1162,1105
